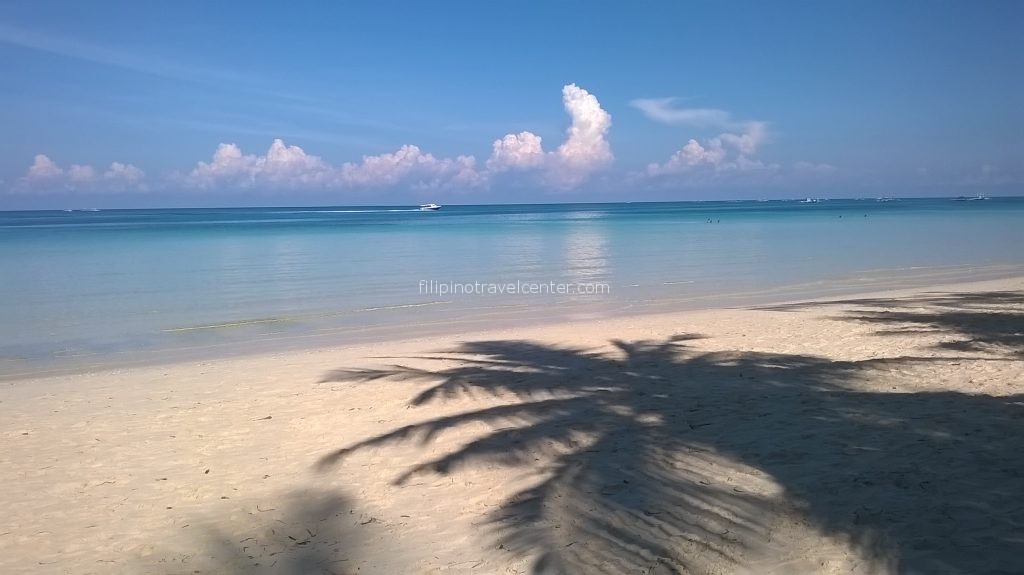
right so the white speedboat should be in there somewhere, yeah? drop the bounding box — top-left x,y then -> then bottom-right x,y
419,203 -> 442,211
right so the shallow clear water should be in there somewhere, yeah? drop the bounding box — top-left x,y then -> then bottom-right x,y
1,198 -> 1022,377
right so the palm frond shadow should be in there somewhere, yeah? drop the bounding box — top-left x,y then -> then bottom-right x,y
761,290 -> 1024,356
316,330 -> 1024,573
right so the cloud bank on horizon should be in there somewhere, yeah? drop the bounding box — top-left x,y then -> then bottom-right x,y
11,83 -> 826,196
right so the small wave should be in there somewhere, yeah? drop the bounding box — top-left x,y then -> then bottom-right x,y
564,211 -> 606,220
163,317 -> 293,332
356,301 -> 451,312
268,209 -> 423,214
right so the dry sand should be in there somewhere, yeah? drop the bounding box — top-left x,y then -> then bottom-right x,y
1,277 -> 1022,574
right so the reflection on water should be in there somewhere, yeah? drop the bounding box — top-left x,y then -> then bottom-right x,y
563,225 -> 609,285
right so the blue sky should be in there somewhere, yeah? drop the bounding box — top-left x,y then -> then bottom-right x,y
1,1 -> 1021,208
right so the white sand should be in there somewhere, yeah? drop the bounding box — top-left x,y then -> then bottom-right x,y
2,277 -> 1022,574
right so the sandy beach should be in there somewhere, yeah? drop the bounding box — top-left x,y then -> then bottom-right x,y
2,276 -> 1022,574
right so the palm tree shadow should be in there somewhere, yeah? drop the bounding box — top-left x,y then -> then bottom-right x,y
316,327 -> 1024,573
147,489 -> 363,574
761,290 -> 1024,356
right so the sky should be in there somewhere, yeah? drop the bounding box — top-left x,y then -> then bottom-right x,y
1,1 -> 1021,208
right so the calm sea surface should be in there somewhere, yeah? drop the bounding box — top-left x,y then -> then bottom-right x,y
2,198 -> 1022,378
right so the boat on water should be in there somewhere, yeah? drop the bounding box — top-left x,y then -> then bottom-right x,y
953,194 -> 989,202
419,203 -> 442,211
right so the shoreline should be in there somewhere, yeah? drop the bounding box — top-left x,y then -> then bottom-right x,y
4,262 -> 1023,384
2,274 -> 1022,573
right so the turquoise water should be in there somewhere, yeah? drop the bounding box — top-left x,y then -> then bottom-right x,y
1,198 -> 1022,378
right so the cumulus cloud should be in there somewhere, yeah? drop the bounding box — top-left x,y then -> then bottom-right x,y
718,121 -> 767,156
340,145 -> 456,187
646,138 -> 727,176
263,138 -> 330,184
647,122 -> 775,177
487,132 -> 545,172
487,83 -> 613,187
12,85 -> 619,195
181,84 -> 614,194
104,162 -> 145,183
630,98 -> 732,128
188,139 -> 331,188
26,154 -> 63,179
554,83 -> 613,178
409,154 -> 484,191
630,90 -> 830,186
17,154 -> 146,192
185,140 -> 484,192
634,93 -> 784,183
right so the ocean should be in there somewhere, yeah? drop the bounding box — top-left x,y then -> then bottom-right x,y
2,197 -> 1022,378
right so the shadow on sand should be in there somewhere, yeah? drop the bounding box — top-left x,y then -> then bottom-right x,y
316,291 -> 1024,574
760,290 -> 1024,357
148,489 -> 363,575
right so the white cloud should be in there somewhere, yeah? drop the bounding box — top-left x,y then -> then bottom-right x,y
341,145 -> 445,186
188,139 -> 332,188
646,138 -> 728,176
188,143 -> 257,187
630,98 -> 732,128
487,132 -> 545,172
262,139 -> 331,185
635,95 -> 784,184
719,121 -> 767,155
410,154 -> 485,191
17,154 -> 145,192
184,140 -> 484,192
68,164 -> 97,182
647,122 -> 774,177
26,154 -> 63,180
554,83 -> 613,182
180,84 -> 613,192
487,83 -> 613,187
13,84 -> 618,195
338,144 -> 484,190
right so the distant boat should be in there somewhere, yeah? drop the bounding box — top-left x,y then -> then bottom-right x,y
800,198 -> 820,203
953,194 -> 988,202
419,203 -> 442,211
